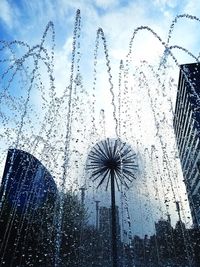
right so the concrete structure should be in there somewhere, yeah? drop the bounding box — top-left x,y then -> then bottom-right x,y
174,63 -> 200,227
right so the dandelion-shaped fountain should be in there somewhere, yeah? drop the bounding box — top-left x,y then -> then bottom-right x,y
86,138 -> 137,267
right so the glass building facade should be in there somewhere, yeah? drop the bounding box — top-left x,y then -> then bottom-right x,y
0,149 -> 57,266
174,63 -> 200,227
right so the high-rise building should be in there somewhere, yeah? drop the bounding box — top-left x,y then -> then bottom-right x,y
99,206 -> 121,241
0,149 -> 57,266
155,218 -> 172,238
174,63 -> 200,227
99,206 -> 121,264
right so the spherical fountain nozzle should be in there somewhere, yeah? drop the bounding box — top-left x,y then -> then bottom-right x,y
86,137 -> 138,190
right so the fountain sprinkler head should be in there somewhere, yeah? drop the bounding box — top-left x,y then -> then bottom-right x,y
86,138 -> 138,190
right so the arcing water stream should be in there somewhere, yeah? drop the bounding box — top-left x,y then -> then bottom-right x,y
0,9 -> 200,267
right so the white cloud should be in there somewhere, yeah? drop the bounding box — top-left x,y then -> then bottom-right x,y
94,0 -> 118,9
154,0 -> 179,9
89,1 -> 170,67
0,0 -> 14,28
183,0 -> 200,16
53,37 -> 73,96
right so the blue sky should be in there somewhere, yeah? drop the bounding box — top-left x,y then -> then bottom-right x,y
0,0 -> 199,49
1,0 -> 200,82
1,0 -> 200,73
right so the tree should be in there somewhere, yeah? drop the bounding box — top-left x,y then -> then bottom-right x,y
59,191 -> 88,266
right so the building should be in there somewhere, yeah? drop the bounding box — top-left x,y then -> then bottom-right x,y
0,149 -> 58,266
99,205 -> 121,242
99,206 -> 121,265
173,63 -> 200,227
155,217 -> 172,238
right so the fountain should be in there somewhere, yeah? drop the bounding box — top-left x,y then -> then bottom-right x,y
0,8 -> 200,267
86,138 -> 137,267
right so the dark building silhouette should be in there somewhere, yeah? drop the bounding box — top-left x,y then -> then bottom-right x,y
155,217 -> 172,237
132,218 -> 200,267
174,63 -> 200,227
155,218 -> 175,262
99,206 -> 121,266
0,149 -> 57,266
